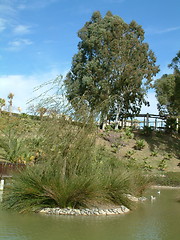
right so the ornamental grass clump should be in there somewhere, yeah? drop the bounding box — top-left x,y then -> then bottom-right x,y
2,78 -> 151,212
3,115 -> 101,212
3,115 -> 150,212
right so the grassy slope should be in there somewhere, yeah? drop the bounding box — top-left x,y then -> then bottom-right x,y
97,130 -> 180,173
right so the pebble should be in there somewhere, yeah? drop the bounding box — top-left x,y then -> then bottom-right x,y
39,196 -> 147,216
39,206 -> 130,216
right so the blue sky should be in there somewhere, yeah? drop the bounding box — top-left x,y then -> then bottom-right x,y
0,0 -> 179,113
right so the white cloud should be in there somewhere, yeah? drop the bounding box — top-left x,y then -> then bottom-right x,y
13,24 -> 31,35
146,26 -> 180,35
0,18 -> 8,32
0,69 -> 61,113
0,2 -> 17,18
7,38 -> 33,51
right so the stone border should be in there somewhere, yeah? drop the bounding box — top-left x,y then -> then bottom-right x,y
151,185 -> 180,189
39,195 -> 147,216
39,205 -> 130,216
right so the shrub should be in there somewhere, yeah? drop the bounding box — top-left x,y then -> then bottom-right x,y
157,159 -> 167,171
124,127 -> 134,139
125,150 -> 135,159
134,139 -> 145,150
142,126 -> 153,136
0,127 -> 27,163
141,160 -> 153,172
150,151 -> 158,157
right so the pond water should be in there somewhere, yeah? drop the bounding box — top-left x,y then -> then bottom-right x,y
0,188 -> 179,240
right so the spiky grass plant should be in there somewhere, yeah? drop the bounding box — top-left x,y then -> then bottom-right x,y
3,115 -> 102,212
3,163 -> 101,212
2,78 -> 151,212
3,115 -> 151,212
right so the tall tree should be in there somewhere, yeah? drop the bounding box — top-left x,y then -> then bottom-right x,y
169,50 -> 180,113
154,74 -> 177,115
8,93 -> 14,116
65,11 -> 159,128
154,50 -> 180,116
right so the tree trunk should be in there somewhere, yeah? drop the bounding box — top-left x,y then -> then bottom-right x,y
9,105 -> 12,116
101,114 -> 107,130
115,106 -> 121,130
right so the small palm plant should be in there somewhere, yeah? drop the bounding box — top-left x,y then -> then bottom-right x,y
134,139 -> 145,150
8,93 -> 14,116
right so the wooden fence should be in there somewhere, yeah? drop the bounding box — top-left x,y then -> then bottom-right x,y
0,162 -> 26,178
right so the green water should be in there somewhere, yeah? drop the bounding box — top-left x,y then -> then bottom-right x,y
0,189 -> 179,240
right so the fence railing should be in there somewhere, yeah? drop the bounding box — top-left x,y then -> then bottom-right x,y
0,162 -> 26,178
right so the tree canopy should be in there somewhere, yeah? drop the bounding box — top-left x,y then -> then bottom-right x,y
154,50 -> 180,116
65,11 -> 159,124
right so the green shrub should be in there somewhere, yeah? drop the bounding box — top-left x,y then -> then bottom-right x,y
134,139 -> 145,150
141,160 -> 153,172
125,150 -> 135,159
124,127 -> 134,139
0,128 -> 27,163
142,126 -> 153,136
157,159 -> 167,171
150,151 -> 158,157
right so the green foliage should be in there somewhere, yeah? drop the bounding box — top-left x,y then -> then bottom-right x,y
165,117 -> 179,133
152,172 -> 180,186
65,11 -> 159,124
126,157 -> 138,169
125,150 -> 135,159
3,164 -> 100,212
134,139 -> 145,150
105,124 -> 114,132
157,159 -> 167,171
154,74 -> 177,115
3,116 -> 150,212
0,125 -> 27,163
0,116 -> 42,163
141,160 -> 153,172
0,98 -> 6,114
142,126 -> 153,136
2,78 -> 151,212
155,51 -> 180,116
150,150 -> 158,157
124,127 -> 134,139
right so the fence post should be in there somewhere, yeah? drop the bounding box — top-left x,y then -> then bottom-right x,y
176,118 -> 179,133
146,113 -> 149,127
155,118 -> 157,130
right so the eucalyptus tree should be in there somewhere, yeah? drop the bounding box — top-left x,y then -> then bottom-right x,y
65,11 -> 159,128
169,50 -> 180,114
154,51 -> 180,116
154,74 -> 177,115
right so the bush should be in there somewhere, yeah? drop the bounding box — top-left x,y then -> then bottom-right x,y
142,126 -> 153,136
157,159 -> 167,171
134,139 -> 145,150
124,127 -> 134,139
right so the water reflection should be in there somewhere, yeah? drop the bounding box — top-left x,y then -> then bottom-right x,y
0,189 -> 179,240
